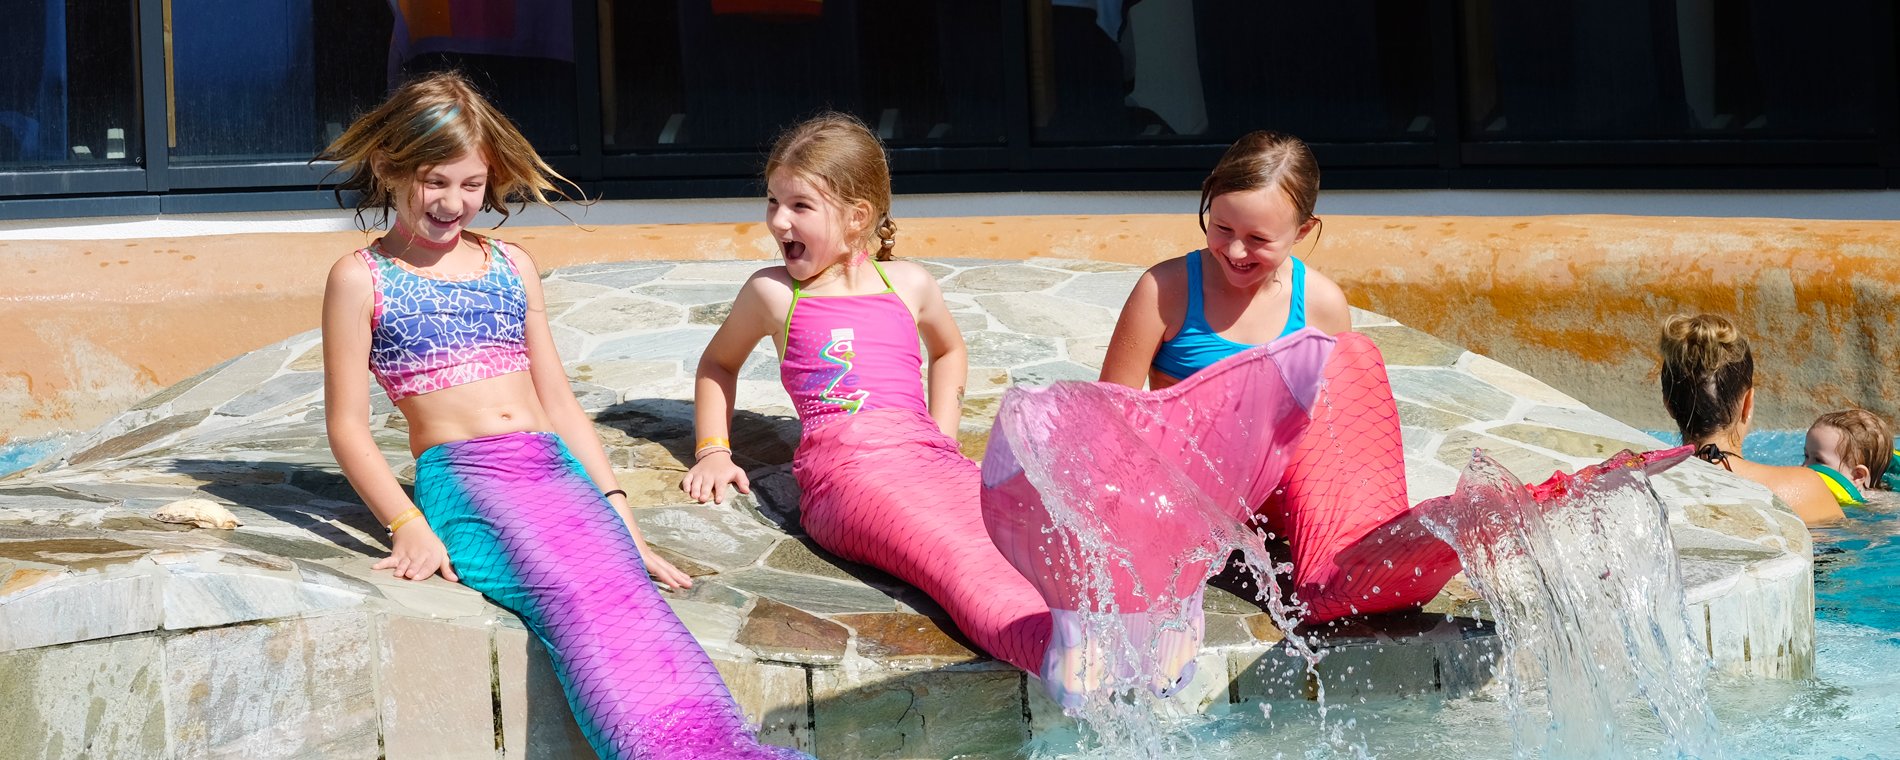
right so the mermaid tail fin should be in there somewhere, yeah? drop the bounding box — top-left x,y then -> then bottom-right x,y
1263,333 -> 1463,624
981,328 -> 1335,707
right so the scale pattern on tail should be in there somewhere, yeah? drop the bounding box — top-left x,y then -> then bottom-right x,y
416,431 -> 809,759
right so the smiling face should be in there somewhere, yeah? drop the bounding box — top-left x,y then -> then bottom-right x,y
1203,186 -> 1317,290
766,169 -> 865,282
393,150 -> 489,248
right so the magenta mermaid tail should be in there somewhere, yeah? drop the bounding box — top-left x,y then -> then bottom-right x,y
417,432 -> 808,759
794,409 -> 1053,673
982,329 -> 1471,707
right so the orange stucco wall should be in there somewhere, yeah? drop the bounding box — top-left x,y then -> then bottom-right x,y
3,214 -> 1895,442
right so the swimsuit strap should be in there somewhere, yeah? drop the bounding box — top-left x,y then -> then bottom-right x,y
1693,443 -> 1739,472
1182,252 -> 1210,331
784,258 -> 899,345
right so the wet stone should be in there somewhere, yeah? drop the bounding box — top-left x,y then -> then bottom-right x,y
68,412 -> 210,467
1053,271 -> 1142,309
690,301 -> 732,325
215,371 -> 324,418
588,327 -> 718,362
0,538 -> 150,570
1487,423 -> 1648,460
944,263 -> 1070,293
1388,368 -> 1519,422
0,486 -> 113,511
1359,325 -> 1466,367
1011,361 -> 1097,386
1244,613 -> 1286,644
736,598 -> 849,664
0,635 -> 167,759
679,579 -> 754,608
965,331 -> 1059,368
812,668 -> 1027,760
1204,583 -> 1261,615
630,505 -> 781,570
559,295 -> 686,333
836,612 -> 981,666
975,293 -> 1113,338
719,568 -> 897,615
1205,614 -> 1252,647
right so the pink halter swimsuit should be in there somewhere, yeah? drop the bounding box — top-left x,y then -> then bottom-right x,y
781,261 -> 1054,674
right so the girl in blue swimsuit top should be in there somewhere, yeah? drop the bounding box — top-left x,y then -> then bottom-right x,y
1101,131 -> 1353,389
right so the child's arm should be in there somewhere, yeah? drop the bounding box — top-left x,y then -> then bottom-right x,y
505,244 -> 693,590
899,263 -> 968,439
682,272 -> 781,504
321,255 -> 458,583
1305,269 -> 1353,335
1099,266 -> 1170,389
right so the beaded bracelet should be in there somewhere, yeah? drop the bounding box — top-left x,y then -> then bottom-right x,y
695,445 -> 733,461
386,507 -> 424,536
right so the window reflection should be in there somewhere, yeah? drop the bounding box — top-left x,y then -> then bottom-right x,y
1031,0 -> 1434,145
1462,0 -> 1875,140
0,1 -> 140,169
600,0 -> 1007,151
170,0 -> 579,164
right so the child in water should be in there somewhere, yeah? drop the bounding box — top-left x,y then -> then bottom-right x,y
1805,408 -> 1899,504
682,112 -> 1058,685
318,71 -> 804,759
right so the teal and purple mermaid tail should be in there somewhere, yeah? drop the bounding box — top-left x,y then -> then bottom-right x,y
416,432 -> 807,759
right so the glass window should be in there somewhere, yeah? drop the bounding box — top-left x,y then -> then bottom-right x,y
0,1 -> 141,169
1031,0 -> 1436,145
1461,0 -> 1876,141
169,0 -> 579,164
600,0 -> 1008,152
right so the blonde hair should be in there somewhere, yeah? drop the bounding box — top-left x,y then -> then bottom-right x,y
1813,409 -> 1895,489
316,71 -> 576,231
1658,314 -> 1755,442
1200,131 -> 1323,247
765,113 -> 897,261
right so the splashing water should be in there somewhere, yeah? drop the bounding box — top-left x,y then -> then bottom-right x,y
1413,447 -> 1719,759
981,335 -> 1336,756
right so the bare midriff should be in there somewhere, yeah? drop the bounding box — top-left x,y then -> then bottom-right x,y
394,372 -> 555,457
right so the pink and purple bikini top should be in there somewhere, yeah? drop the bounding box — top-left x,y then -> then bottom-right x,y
779,260 -> 929,433
358,236 -> 531,402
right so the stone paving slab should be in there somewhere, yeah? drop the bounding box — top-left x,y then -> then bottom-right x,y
0,258 -> 1809,759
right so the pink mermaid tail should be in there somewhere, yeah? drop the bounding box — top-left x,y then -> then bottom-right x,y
1260,332 -> 1464,624
982,329 -> 1469,707
794,409 -> 1053,673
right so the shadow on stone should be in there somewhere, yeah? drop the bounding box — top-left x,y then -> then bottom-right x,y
161,459 -> 391,559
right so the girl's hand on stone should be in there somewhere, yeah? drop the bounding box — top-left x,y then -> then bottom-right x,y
375,522 -> 459,582
634,535 -> 694,590
681,451 -> 749,505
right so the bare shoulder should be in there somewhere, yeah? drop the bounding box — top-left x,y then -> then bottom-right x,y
492,238 -> 542,278
325,250 -> 373,292
742,265 -> 797,297
881,259 -> 942,292
1302,264 -> 1353,332
1145,255 -> 1190,291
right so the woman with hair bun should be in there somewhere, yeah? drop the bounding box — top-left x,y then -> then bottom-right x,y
1659,314 -> 1843,525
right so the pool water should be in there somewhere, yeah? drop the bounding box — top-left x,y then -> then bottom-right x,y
1031,435 -> 1900,759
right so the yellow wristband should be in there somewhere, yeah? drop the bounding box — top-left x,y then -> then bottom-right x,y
696,436 -> 731,452
386,507 -> 424,536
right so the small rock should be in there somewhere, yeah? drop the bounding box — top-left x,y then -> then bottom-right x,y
153,498 -> 241,530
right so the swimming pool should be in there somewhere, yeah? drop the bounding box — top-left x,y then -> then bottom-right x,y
1032,440 -> 1899,759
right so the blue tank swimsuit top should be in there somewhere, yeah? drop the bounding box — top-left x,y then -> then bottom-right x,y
1151,252 -> 1307,380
